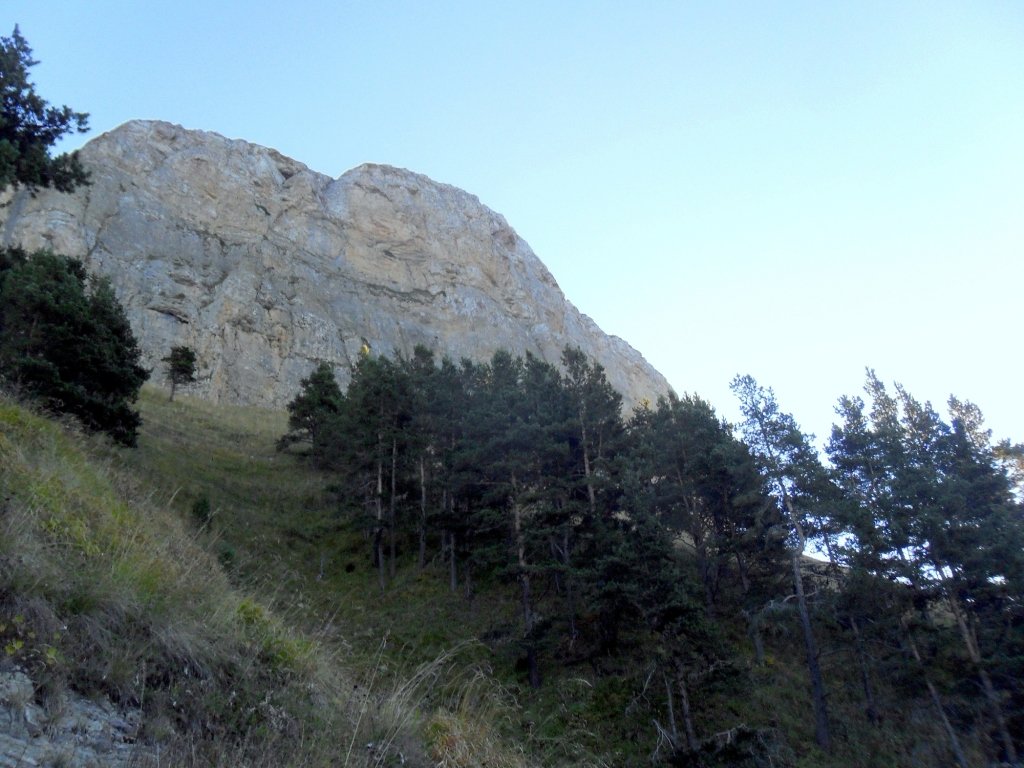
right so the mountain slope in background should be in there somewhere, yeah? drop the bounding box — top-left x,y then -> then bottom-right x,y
0,120 -> 670,408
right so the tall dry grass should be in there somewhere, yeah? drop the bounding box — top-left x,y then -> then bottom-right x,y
2,391 -> 551,767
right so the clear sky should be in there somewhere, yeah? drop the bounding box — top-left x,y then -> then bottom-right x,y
7,1 -> 1023,444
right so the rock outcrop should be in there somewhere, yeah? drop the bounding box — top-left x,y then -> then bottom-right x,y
0,120 -> 670,408
0,665 -> 147,768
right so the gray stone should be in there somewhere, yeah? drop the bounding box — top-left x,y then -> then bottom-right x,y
0,120 -> 671,409
0,667 -> 147,768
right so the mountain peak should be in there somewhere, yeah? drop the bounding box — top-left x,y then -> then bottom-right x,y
1,120 -> 670,408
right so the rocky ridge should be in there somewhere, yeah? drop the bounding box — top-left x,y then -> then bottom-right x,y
0,120 -> 670,408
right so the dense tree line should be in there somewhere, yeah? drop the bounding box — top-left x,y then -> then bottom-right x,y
282,348 -> 1023,765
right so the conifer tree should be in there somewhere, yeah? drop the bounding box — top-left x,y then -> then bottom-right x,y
561,346 -> 623,517
0,26 -> 90,194
431,355 -> 472,592
828,372 -> 1022,763
278,361 -> 343,455
470,351 -> 547,687
731,374 -> 832,752
336,353 -> 413,589
398,345 -> 449,570
162,345 -> 197,401
0,249 -> 147,445
632,393 -> 771,615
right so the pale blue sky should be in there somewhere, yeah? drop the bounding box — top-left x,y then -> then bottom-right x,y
7,1 -> 1023,442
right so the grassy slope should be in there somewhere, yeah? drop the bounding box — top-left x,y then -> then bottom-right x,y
2,387 -> 986,767
0,390 -> 534,767
119,387 -> 560,766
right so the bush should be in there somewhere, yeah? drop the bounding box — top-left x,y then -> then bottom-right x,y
0,247 -> 148,445
191,495 -> 213,526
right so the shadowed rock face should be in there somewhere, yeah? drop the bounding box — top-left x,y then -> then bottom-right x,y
0,120 -> 670,409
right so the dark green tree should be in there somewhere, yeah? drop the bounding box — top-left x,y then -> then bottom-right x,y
161,345 -> 197,401
0,26 -> 89,194
0,248 -> 148,445
731,374 -> 832,752
828,372 -> 1022,763
400,346 -> 440,569
329,352 -> 413,589
461,351 -> 550,687
561,346 -> 623,517
551,347 -> 625,649
428,355 -> 473,592
610,415 -> 744,758
278,361 -> 343,455
632,393 -> 772,614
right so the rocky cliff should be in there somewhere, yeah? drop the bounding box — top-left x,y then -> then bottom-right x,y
0,120 -> 670,409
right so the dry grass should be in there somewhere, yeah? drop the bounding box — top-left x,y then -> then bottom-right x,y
0,394 -> 353,765
424,662 -> 534,768
1,390 -> 548,767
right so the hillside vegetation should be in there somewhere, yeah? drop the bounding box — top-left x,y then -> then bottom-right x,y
5,370 -> 1021,767
0,390 -> 535,767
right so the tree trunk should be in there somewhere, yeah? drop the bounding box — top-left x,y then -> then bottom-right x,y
550,537 -> 564,596
736,553 -> 765,666
418,455 -> 427,569
945,588 -> 1018,762
744,608 -> 766,667
512,479 -> 540,689
822,529 -> 880,729
781,494 -> 830,752
563,527 -> 578,650
675,662 -> 699,752
903,620 -> 969,768
580,415 -> 597,517
663,671 -> 679,749
694,526 -> 714,615
375,453 -> 385,593
849,616 -> 880,726
388,437 -> 397,579
448,530 -> 458,593
790,549 -> 831,751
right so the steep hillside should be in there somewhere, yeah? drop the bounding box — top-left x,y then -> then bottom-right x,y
3,386 -> 1005,767
0,392 -> 535,768
0,120 -> 670,410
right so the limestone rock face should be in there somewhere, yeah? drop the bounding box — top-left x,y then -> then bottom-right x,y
0,120 -> 670,408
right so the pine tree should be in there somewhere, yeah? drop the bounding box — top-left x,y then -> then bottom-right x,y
328,353 -> 414,589
431,355 -> 472,592
0,248 -> 147,445
0,26 -> 90,194
731,374 -> 832,752
828,372 -> 1022,763
561,346 -> 623,517
161,345 -> 197,401
278,361 -> 343,456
